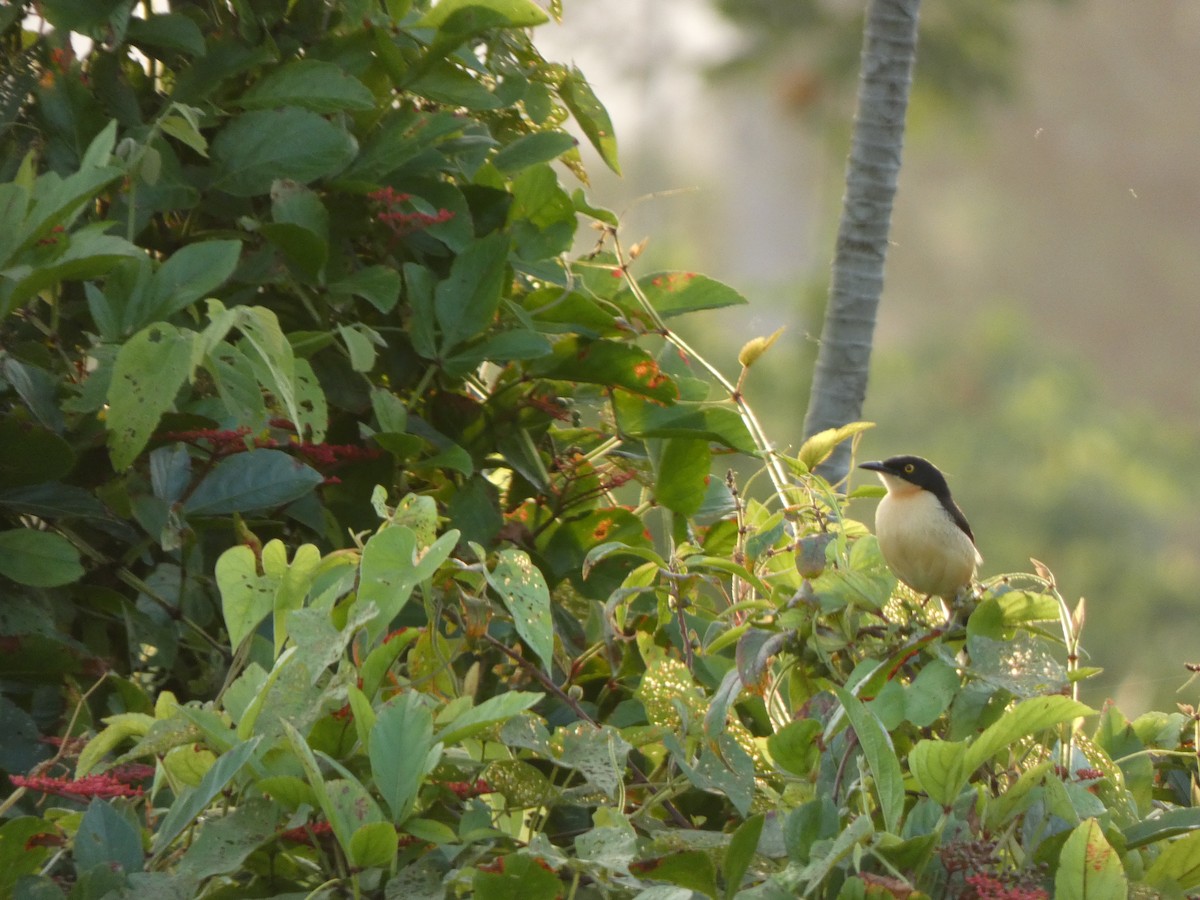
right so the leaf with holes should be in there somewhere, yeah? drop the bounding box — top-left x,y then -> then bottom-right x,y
106,322 -> 195,470
485,549 -> 553,673
560,67 -> 619,175
215,544 -> 275,649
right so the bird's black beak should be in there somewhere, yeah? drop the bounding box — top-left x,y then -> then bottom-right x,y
859,461 -> 887,473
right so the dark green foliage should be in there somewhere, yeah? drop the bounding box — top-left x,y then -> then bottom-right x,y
0,2 -> 1197,898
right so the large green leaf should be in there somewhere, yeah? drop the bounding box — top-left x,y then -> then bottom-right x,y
621,271 -> 748,318
493,131 -> 578,174
133,239 -> 241,328
212,107 -> 357,196
560,67 -> 620,174
177,797 -> 280,880
75,799 -> 144,875
531,337 -> 678,402
183,450 -> 324,516
434,232 -> 509,352
0,529 -> 84,587
0,419 -> 75,488
485,549 -> 554,673
237,60 -> 375,113
1055,818 -> 1127,900
653,438 -> 710,517
215,545 -> 275,649
0,227 -> 143,318
370,693 -> 436,825
151,737 -> 262,857
1146,830 -> 1200,891
833,687 -> 905,835
434,691 -> 542,747
106,322 -> 196,470
963,695 -> 1095,773
417,0 -> 549,28
357,526 -> 460,644
614,394 -> 756,453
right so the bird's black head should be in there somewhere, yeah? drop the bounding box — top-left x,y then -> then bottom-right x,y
859,455 -> 952,497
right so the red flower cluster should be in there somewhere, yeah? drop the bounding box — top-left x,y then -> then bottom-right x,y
439,778 -> 493,800
964,873 -> 1049,900
369,186 -> 455,238
159,427 -> 381,477
11,772 -> 146,800
279,819 -> 334,844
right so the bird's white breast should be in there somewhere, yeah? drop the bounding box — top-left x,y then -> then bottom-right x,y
875,490 -> 981,598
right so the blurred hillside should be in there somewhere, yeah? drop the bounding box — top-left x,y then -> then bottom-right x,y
539,0 -> 1200,713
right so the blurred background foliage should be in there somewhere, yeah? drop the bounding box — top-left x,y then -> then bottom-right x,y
541,0 -> 1200,714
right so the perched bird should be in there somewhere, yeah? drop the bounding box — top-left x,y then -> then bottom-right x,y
859,455 -> 982,601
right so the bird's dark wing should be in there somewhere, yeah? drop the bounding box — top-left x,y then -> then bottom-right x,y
940,497 -> 976,544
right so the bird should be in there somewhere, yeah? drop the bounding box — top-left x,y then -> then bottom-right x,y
858,455 -> 982,602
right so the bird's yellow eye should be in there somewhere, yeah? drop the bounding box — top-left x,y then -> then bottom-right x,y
903,463 -> 915,474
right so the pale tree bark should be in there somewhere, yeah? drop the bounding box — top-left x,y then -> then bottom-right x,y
802,0 -> 921,484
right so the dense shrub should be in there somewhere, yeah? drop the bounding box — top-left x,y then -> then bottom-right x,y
2,2 -> 1199,898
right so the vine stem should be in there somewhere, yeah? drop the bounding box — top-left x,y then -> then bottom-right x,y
608,230 -> 799,515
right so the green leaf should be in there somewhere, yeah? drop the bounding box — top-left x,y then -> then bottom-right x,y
963,695 -> 1095,774
349,822 -> 400,870
632,852 -> 717,897
339,323 -> 380,372
418,0 -> 549,28
215,545 -> 274,649
908,738 -> 969,807
330,266 -> 402,313
493,130 -> 578,173
1055,818 -> 1128,900
1,227 -> 144,318
443,329 -> 553,374
560,67 -> 620,174
435,691 -> 542,747
106,322 -> 195,470
358,527 -> 459,644
212,107 -> 357,196
0,419 -> 75,488
126,12 -> 205,57
725,814 -> 764,900
767,719 -> 823,778
508,163 -> 575,259
485,549 -> 554,673
795,422 -> 875,472
75,799 -> 144,874
410,60 -> 502,110
0,482 -> 109,520
371,693 -> 435,825
238,60 -> 376,113
1146,830 -> 1200,891
137,239 -> 241,328
0,529 -> 84,587
178,797 -> 279,879
435,232 -> 510,352
833,687 -> 905,834
184,450 -> 324,516
625,272 -> 748,318
473,853 -> 563,900
1125,807 -> 1200,850
531,337 -> 678,402
613,394 -> 756,453
654,438 -> 710,517
151,737 -> 262,857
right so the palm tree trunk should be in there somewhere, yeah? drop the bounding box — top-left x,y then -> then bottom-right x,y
802,0 -> 922,484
